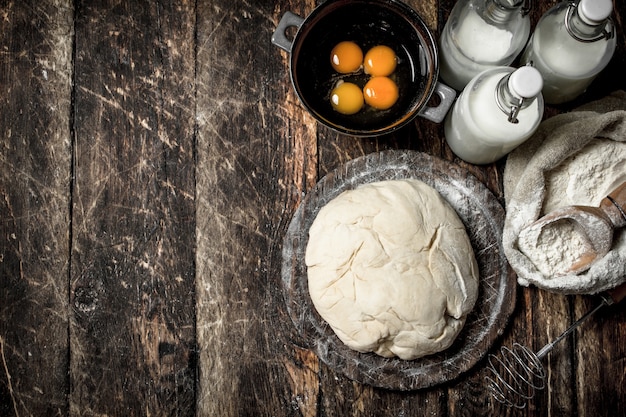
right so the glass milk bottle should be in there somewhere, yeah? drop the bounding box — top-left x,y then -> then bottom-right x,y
439,0 -> 531,91
444,66 -> 544,165
520,0 -> 616,104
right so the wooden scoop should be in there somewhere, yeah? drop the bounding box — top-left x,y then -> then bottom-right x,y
519,182 -> 626,275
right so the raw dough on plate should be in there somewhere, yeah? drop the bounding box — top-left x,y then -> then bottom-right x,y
305,179 -> 479,360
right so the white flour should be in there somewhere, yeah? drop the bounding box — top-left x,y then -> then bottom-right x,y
518,219 -> 591,277
517,138 -> 626,286
543,139 -> 626,213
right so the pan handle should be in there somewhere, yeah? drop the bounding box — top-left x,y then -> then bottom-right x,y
271,11 -> 304,53
417,82 -> 456,124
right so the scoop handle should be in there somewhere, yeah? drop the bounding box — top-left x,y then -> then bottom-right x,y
599,182 -> 626,228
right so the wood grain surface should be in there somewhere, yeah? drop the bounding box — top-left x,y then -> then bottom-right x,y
1,0 -> 625,416
70,1 -> 197,415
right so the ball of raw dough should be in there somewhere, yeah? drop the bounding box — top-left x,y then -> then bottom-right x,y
305,179 -> 479,360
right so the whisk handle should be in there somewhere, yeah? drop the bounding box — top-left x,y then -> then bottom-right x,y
536,283 -> 626,360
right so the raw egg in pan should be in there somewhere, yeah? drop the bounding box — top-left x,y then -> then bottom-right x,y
331,81 -> 364,115
330,41 -> 363,74
364,45 -> 397,77
363,76 -> 399,110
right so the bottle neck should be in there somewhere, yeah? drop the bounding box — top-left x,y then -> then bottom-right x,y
482,0 -> 529,24
565,2 -> 614,43
495,74 -> 535,124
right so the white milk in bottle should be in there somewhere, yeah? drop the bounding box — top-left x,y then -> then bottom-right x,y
439,0 -> 530,91
445,66 -> 544,164
520,0 -> 616,104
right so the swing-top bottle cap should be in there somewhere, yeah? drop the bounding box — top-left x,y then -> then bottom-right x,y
579,0 -> 613,25
508,66 -> 543,99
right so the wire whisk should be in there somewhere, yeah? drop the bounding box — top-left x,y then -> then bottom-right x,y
485,282 -> 626,409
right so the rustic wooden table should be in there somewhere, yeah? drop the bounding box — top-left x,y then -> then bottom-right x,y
1,1 -> 625,416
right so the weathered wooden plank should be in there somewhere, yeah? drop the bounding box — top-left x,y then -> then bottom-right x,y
575,294 -> 626,417
69,1 -> 197,415
0,1 -> 74,415
195,0 -> 321,414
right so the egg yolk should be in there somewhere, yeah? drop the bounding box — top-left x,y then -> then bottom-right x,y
331,81 -> 364,115
363,77 -> 398,110
363,45 -> 397,77
330,41 -> 363,74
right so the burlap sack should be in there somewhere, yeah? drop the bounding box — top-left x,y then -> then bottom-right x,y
503,91 -> 626,294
